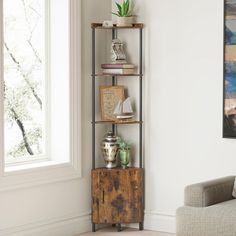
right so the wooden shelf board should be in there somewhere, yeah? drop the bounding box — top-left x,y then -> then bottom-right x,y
91,23 -> 144,29
93,120 -> 143,125
93,74 -> 143,77
92,167 -> 143,171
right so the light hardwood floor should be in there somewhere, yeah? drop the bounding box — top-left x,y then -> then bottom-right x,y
78,227 -> 175,236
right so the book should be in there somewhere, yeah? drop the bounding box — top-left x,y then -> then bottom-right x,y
101,63 -> 135,69
102,68 -> 135,75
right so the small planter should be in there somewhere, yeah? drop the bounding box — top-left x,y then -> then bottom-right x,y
119,149 -> 130,169
117,16 -> 134,27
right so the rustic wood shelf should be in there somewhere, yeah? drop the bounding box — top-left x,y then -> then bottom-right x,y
91,23 -> 144,29
93,74 -> 143,77
93,120 -> 143,125
93,167 -> 140,171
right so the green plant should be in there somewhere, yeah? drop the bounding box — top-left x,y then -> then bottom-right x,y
117,137 -> 131,151
112,0 -> 132,17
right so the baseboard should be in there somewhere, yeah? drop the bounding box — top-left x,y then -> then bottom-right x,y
144,212 -> 176,234
0,212 -> 91,236
0,212 -> 176,236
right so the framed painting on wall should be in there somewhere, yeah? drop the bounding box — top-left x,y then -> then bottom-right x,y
223,0 -> 236,137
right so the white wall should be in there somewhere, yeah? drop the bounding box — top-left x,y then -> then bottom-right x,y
2,0 -> 233,234
112,0 -> 236,233
0,1 -> 111,235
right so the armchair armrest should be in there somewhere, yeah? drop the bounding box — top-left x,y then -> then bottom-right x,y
184,176 -> 235,207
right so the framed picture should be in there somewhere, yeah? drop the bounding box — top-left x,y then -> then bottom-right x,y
223,0 -> 236,138
100,86 -> 125,121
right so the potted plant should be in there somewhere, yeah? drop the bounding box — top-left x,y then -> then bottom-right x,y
112,0 -> 134,27
117,138 -> 131,168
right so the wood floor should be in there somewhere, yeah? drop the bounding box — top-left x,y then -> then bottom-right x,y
78,227 -> 175,236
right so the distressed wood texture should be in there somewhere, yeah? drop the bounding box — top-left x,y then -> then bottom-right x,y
92,167 -> 144,224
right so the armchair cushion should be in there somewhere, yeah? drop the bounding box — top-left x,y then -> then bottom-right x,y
184,176 -> 235,207
177,199 -> 236,236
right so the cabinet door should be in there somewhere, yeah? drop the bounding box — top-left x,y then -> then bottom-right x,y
92,168 -> 143,224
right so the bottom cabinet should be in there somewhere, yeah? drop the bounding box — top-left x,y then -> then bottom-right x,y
92,167 -> 144,224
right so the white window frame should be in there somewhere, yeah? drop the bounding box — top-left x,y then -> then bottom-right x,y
0,0 -> 82,191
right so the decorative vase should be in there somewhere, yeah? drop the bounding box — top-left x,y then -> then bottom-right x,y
119,149 -> 130,169
101,131 -> 119,169
116,16 -> 134,27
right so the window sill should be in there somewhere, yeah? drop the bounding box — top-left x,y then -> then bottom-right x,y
0,160 -> 81,192
5,159 -> 68,173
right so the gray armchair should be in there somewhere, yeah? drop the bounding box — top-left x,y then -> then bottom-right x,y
176,176 -> 236,236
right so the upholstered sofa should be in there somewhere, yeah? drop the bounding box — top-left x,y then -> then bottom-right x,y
176,176 -> 236,236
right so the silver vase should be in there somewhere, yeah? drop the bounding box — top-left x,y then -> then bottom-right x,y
101,131 -> 119,169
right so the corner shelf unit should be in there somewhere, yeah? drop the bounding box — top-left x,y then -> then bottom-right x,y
91,23 -> 144,232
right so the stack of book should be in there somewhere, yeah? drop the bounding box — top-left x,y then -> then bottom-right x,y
101,63 -> 135,75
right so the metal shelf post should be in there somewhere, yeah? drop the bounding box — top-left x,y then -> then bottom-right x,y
139,28 -> 143,169
112,28 -> 117,135
92,27 -> 96,232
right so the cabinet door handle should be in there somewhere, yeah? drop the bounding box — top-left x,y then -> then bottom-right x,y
102,190 -> 105,203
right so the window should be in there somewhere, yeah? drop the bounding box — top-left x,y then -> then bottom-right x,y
1,0 -> 78,171
4,0 -> 46,164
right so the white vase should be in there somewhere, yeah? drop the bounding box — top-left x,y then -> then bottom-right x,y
117,16 -> 134,27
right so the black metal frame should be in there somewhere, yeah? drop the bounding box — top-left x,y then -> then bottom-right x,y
91,24 -> 144,232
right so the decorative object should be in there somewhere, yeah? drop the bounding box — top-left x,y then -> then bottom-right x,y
117,137 -> 131,168
119,150 -> 130,168
113,97 -> 134,120
101,131 -> 119,168
102,68 -> 135,75
117,16 -> 134,27
112,0 -> 134,27
223,0 -> 236,138
111,39 -> 126,63
100,85 -> 125,121
102,20 -> 113,28
101,62 -> 136,75
101,63 -> 135,69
